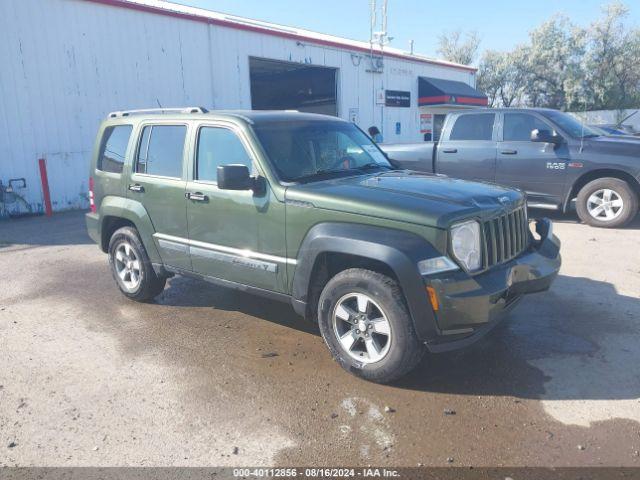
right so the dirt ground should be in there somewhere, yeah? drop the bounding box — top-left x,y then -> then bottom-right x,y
1,210 -> 639,467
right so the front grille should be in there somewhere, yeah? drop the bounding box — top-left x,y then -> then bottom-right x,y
482,206 -> 529,268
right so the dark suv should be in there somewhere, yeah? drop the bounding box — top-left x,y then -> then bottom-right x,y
86,107 -> 561,383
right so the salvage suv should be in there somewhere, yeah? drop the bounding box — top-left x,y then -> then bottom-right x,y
86,107 -> 561,383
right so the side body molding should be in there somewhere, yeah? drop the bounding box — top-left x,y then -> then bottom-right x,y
98,196 -> 162,264
291,223 -> 442,342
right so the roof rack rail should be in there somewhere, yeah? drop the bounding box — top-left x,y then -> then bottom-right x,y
107,107 -> 209,118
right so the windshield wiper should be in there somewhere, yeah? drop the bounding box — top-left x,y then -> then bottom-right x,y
291,163 -> 392,183
291,168 -> 349,183
353,162 -> 392,171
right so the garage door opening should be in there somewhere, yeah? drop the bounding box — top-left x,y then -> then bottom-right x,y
249,57 -> 338,115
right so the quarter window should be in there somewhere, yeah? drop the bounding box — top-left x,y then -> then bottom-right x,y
196,127 -> 253,182
449,114 -> 495,141
504,113 -> 551,141
136,125 -> 186,178
98,125 -> 132,174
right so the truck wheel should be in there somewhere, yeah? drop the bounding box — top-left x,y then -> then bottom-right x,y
108,226 -> 166,302
576,178 -> 638,228
317,268 -> 424,383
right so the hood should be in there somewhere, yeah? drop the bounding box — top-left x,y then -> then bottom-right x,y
586,135 -> 640,156
285,171 -> 524,228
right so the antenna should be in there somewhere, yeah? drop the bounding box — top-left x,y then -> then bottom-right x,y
616,110 -> 638,128
580,98 -> 586,153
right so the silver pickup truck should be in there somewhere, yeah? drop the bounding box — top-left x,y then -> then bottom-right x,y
381,108 -> 640,228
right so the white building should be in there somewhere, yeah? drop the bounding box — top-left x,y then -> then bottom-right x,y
0,0 -> 486,215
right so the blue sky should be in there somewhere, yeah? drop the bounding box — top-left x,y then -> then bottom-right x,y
173,0 -> 639,61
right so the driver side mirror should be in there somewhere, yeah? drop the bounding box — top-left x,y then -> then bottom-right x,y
531,128 -> 562,144
217,164 -> 252,190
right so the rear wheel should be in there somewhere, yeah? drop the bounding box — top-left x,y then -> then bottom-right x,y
317,268 -> 424,383
576,177 -> 638,228
108,226 -> 166,301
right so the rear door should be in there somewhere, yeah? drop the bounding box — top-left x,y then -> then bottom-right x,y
128,122 -> 191,271
436,112 -> 497,182
496,112 -> 569,205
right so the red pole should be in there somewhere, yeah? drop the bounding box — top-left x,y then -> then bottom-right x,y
38,158 -> 53,217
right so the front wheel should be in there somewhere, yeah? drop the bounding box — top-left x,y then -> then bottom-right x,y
576,177 -> 638,228
317,268 -> 425,383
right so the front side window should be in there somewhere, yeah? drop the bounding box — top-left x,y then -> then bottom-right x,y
98,125 -> 132,174
136,125 -> 186,178
252,121 -> 392,183
503,113 -> 552,141
196,127 -> 253,182
449,114 -> 495,141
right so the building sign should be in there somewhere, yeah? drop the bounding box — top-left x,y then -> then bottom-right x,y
376,89 -> 386,105
385,90 -> 411,107
348,108 -> 359,124
420,113 -> 433,134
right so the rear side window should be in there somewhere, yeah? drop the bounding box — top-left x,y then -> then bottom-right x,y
98,125 -> 132,173
136,125 -> 186,178
449,114 -> 495,141
503,113 -> 551,141
196,127 -> 253,182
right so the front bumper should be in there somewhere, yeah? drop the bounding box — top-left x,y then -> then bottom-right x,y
425,218 -> 561,352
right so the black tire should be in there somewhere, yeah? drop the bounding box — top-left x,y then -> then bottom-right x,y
108,226 -> 166,302
576,177 -> 638,228
317,268 -> 425,383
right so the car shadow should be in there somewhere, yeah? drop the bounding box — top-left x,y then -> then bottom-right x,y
156,274 -> 319,336
394,274 -> 640,401
157,272 -> 640,402
529,207 -> 640,230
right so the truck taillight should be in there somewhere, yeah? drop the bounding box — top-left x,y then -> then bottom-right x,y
89,177 -> 96,213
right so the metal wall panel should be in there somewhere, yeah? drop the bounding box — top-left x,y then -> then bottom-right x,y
0,0 -> 476,215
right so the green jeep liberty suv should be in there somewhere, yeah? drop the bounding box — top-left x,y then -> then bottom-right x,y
86,107 -> 561,383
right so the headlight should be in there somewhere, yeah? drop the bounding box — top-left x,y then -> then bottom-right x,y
451,220 -> 482,271
418,256 -> 459,275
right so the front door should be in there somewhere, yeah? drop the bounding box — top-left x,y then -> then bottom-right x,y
496,112 -> 569,206
185,123 -> 287,293
437,112 -> 497,182
128,123 -> 191,271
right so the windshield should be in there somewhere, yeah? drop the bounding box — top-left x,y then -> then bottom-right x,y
541,111 -> 600,139
252,120 -> 392,182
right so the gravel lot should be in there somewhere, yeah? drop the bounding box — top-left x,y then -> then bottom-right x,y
1,210 -> 639,467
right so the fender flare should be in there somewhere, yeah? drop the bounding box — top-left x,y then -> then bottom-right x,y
98,196 -> 162,264
291,222 -> 442,341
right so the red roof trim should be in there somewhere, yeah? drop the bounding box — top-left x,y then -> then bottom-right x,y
83,0 -> 477,73
419,95 -> 488,106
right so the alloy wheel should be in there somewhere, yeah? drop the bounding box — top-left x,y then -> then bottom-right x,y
587,188 -> 624,221
114,241 -> 142,291
332,293 -> 392,364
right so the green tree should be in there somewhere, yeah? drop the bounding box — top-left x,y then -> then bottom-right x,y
436,30 -> 481,66
583,2 -> 640,110
477,48 -> 527,107
521,15 -> 586,110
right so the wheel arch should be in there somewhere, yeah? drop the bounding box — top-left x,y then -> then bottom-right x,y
564,168 -> 640,212
291,222 -> 442,342
98,196 -> 161,263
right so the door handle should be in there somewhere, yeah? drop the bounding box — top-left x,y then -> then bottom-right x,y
128,184 -> 144,192
500,149 -> 518,155
185,192 -> 208,202
442,148 -> 458,153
